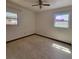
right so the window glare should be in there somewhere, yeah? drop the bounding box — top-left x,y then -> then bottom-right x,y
6,12 -> 17,18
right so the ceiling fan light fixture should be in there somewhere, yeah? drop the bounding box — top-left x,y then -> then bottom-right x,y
32,0 -> 50,9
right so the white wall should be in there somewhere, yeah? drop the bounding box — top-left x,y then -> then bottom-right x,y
6,1 -> 72,44
6,2 -> 36,41
36,6 -> 72,43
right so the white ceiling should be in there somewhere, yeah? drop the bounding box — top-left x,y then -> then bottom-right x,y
8,0 -> 72,12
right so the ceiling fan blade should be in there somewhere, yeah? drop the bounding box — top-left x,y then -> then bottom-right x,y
32,4 -> 39,6
42,4 -> 50,6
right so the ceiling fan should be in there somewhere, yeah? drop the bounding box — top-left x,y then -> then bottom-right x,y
32,0 -> 50,9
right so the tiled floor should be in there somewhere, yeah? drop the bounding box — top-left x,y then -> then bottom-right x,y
7,35 -> 72,59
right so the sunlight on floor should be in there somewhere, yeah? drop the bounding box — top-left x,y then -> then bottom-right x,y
52,43 -> 71,54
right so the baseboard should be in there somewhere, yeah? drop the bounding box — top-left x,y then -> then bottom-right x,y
7,33 -> 71,45
6,33 -> 35,43
34,33 -> 71,45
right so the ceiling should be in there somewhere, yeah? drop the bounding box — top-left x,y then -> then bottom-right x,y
7,0 -> 72,12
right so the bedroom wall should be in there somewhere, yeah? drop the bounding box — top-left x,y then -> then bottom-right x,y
6,1 -> 36,41
36,6 -> 72,43
6,1 -> 72,44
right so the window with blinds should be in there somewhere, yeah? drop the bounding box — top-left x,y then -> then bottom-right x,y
6,11 -> 17,25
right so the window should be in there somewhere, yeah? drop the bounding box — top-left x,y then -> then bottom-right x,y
54,12 -> 70,28
6,11 -> 17,25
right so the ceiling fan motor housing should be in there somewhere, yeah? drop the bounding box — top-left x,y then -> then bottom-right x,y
32,0 -> 50,9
